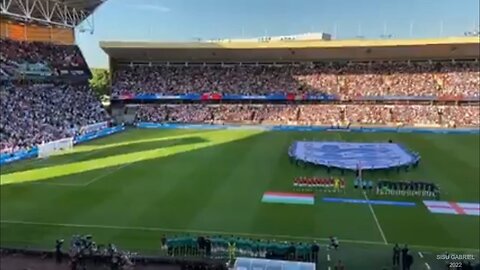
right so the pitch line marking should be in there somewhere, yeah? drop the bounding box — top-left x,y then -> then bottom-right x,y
82,159 -> 141,186
9,140 -> 112,173
22,182 -> 84,187
327,254 -> 331,261
1,220 -> 478,253
425,262 -> 431,270
9,138 -> 189,187
362,191 -> 388,245
0,219 -> 347,243
418,252 -> 424,258
82,139 -> 198,187
16,159 -> 139,188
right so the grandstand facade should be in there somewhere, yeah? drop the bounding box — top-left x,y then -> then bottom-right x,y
101,37 -> 479,128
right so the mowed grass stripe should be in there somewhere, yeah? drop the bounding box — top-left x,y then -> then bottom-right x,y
108,130 -> 265,232
185,132 -> 274,231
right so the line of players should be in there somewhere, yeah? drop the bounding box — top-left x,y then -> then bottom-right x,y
376,180 -> 440,198
354,178 -> 440,198
294,176 -> 439,198
293,176 -> 346,192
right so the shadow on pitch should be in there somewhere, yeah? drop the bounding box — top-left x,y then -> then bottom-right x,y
2,130 -> 268,188
82,128 -> 213,146
0,136 -> 209,175
0,131 -> 275,234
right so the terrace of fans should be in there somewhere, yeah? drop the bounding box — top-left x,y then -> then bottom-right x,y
0,39 -> 110,154
102,37 -> 480,100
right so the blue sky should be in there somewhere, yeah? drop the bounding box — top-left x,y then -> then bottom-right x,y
75,0 -> 480,68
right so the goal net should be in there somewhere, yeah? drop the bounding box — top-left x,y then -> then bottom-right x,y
38,137 -> 74,158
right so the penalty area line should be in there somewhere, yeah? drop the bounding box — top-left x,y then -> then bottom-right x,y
1,220 -> 478,252
20,182 -> 84,187
82,159 -> 140,186
16,158 -> 140,187
83,139 -> 196,187
9,141 -> 188,188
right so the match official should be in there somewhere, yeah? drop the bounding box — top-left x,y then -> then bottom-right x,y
392,243 -> 400,267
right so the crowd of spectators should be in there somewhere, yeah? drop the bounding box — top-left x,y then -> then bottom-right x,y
0,84 -> 110,154
113,62 -> 479,98
0,38 -> 87,78
135,104 -> 480,128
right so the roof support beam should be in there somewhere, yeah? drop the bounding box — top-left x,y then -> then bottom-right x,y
15,0 -> 28,16
0,0 -> 14,13
0,0 -> 90,28
36,0 -> 52,22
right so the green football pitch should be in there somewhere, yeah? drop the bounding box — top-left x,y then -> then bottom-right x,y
1,128 -> 479,269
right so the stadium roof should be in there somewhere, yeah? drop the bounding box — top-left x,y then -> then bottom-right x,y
1,0 -> 106,27
57,0 -> 105,12
101,37 -> 480,63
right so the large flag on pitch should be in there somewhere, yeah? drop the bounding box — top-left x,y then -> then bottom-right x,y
423,201 -> 480,216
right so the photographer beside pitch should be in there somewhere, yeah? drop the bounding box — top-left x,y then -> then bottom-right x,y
55,239 -> 64,264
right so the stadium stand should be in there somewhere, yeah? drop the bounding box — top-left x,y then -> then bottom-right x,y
0,84 -> 110,154
0,37 -> 109,155
134,104 -> 480,128
112,62 -> 480,98
0,38 -> 90,80
0,6 -> 110,157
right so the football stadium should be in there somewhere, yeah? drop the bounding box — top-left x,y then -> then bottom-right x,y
1,0 -> 480,269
